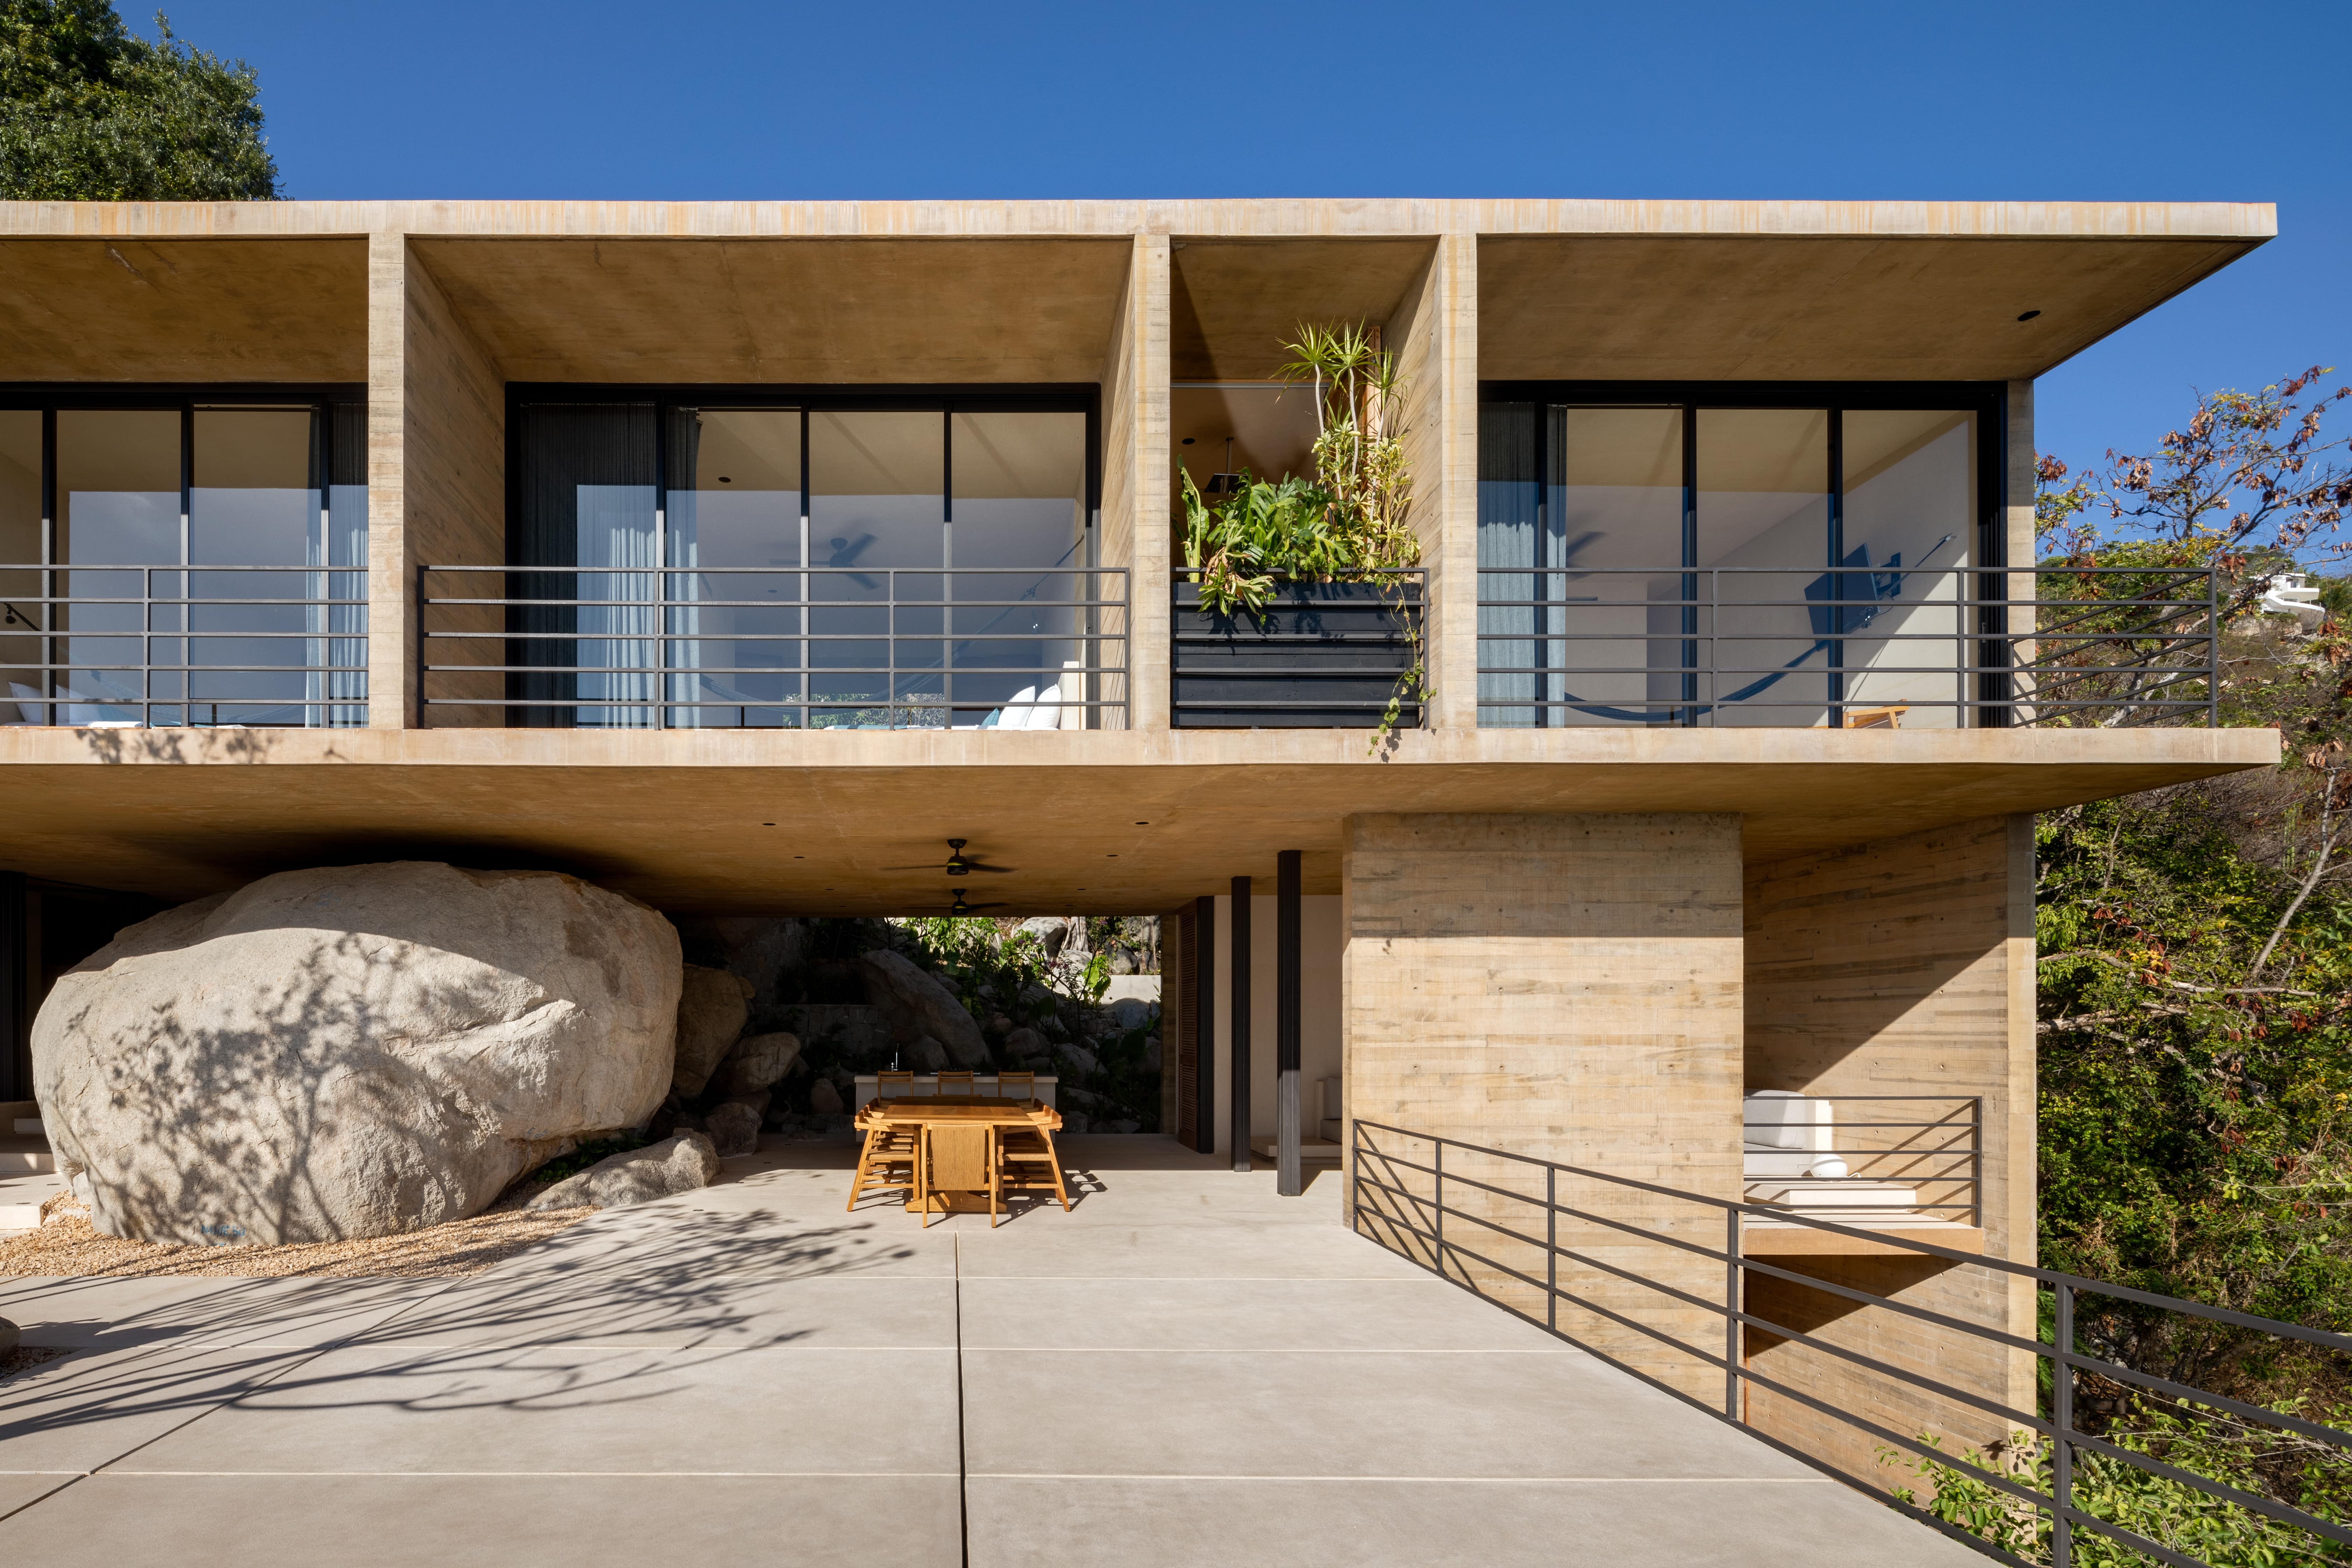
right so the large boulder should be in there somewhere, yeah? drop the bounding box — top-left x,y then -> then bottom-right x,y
713,1031 -> 800,1098
31,862 -> 682,1245
857,951 -> 987,1068
671,965 -> 753,1098
529,1131 -> 718,1210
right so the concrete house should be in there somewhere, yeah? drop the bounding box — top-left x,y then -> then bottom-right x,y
0,198 -> 2279,1469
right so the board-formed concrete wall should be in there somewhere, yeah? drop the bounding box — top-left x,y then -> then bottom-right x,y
1341,811 -> 1744,1399
1741,813 -> 2037,1484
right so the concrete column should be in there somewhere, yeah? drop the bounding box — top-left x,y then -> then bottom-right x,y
1276,848 -> 1302,1196
364,231 -> 408,728
1342,812 -> 1744,1396
1098,232 -> 1170,732
1228,874 -> 1252,1171
1383,234 -> 1478,730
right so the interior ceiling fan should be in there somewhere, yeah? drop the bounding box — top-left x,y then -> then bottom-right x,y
941,889 -> 1007,917
881,838 -> 1018,878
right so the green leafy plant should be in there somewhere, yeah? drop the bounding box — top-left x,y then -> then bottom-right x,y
1883,1401 -> 2352,1566
1179,319 -> 1426,747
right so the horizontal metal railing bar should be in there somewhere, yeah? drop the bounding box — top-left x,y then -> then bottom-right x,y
1354,1131 -> 2340,1568
423,596 -> 1130,611
429,563 -> 1127,573
1471,596 -> 2211,614
431,630 -> 1128,644
421,698 -> 1117,711
1351,1120 -> 2352,1350
1351,1186 -> 2110,1550
424,664 -> 1118,678
1349,1206 -> 2041,1568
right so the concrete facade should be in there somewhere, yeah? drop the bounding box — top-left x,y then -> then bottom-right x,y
0,194 -> 2286,1500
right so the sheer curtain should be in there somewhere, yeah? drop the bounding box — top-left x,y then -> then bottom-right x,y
517,405 -> 658,728
1477,403 -> 1541,727
306,402 -> 368,727
663,408 -> 705,727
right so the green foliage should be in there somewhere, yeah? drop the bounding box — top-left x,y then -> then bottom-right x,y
1,1 -> 276,200
1884,1401 -> 2352,1566
1180,468 -> 1354,618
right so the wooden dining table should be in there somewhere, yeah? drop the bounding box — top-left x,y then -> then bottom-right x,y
852,1095 -> 1066,1216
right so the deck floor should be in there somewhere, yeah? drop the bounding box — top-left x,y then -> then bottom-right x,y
0,1136 -> 1977,1566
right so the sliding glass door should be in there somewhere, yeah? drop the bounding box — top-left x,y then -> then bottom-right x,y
1477,385 -> 1995,729
509,394 -> 1096,730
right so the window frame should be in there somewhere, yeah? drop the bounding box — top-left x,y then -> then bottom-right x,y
1477,380 -> 2011,727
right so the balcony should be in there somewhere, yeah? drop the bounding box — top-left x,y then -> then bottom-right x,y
0,564 -> 368,728
1475,564 -> 2219,729
418,564 -> 1128,730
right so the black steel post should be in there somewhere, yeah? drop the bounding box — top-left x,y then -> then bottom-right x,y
1726,1207 -> 1743,1419
1545,1164 -> 1558,1332
1193,894 -> 1215,1155
1229,875 -> 1251,1173
2053,1283 -> 2075,1568
1275,849 -> 1302,1197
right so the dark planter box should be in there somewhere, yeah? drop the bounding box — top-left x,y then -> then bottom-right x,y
1170,579 -> 1423,729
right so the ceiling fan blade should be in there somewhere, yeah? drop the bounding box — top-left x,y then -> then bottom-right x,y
877,862 -> 950,871
961,861 -> 1019,874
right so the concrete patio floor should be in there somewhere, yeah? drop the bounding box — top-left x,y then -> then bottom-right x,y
0,1136 -> 1977,1566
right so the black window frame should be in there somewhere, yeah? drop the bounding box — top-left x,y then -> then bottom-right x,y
1477,379 -> 2010,727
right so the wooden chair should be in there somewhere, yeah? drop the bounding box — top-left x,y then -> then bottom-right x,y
998,1112 -> 1071,1212
847,1074 -> 920,1210
992,1071 -> 1035,1100
1842,705 -> 1907,729
917,1121 -> 1000,1228
935,1070 -> 975,1096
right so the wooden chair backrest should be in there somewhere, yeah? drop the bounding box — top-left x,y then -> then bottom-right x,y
994,1071 -> 1035,1099
876,1071 -> 915,1096
935,1070 -> 976,1093
925,1122 -> 993,1191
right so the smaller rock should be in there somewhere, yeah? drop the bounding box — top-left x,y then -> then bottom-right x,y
673,965 -> 755,1098
1001,1026 -> 1047,1060
715,1031 -> 801,1098
988,1014 -> 1013,1035
809,1079 -> 845,1117
1062,1110 -> 1091,1133
1108,997 -> 1154,1033
1142,1035 -> 1162,1072
909,1035 -> 949,1072
529,1133 -> 719,1210
1108,1119 -> 1141,1134
1055,1039 -> 1102,1076
0,1316 -> 18,1356
705,1101 -> 763,1158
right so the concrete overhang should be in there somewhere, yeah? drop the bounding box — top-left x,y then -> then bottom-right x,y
0,199 -> 2273,386
0,725 -> 2279,915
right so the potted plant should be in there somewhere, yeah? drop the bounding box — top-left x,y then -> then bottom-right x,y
1171,323 -> 1425,737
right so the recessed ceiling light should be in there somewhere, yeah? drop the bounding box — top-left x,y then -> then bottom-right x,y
719,476 -> 733,483
1107,854 -> 1117,858
1134,820 -> 1148,825
1181,438 -> 1195,446
762,821 -> 776,826
793,855 -> 804,860
2016,310 -> 2042,322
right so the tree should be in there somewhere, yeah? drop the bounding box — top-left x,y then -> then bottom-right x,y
0,0 -> 276,200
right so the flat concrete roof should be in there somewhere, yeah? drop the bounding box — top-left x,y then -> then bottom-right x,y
0,198 -> 2274,385
0,724 -> 2278,913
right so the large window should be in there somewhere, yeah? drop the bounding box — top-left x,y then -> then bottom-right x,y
1477,385 -> 1998,729
507,392 -> 1096,729
0,391 -> 367,728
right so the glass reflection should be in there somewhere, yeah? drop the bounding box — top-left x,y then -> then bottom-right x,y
191,408 -> 315,724
515,403 -> 659,729
57,409 -> 180,723
809,411 -> 941,726
951,410 -> 1085,728
1697,408 -> 1829,727
666,408 -> 803,728
1841,411 -> 1974,729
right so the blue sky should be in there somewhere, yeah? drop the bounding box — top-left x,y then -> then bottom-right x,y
160,0 -> 2350,479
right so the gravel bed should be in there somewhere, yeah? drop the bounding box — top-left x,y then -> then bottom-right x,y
0,1192 -> 595,1281
0,1344 -> 75,1382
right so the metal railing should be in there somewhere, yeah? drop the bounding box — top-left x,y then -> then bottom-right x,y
1743,1094 -> 1980,1226
1475,564 -> 2218,728
418,564 -> 1128,730
1352,1120 -> 2352,1568
0,563 -> 369,728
